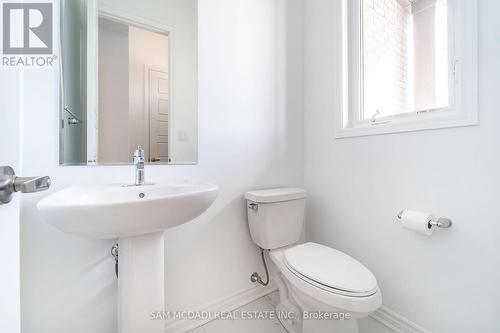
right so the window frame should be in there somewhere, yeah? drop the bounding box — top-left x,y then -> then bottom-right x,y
334,0 -> 478,139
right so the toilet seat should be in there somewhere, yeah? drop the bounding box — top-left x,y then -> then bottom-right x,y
283,243 -> 378,297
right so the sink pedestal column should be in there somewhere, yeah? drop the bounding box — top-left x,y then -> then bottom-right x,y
118,231 -> 165,333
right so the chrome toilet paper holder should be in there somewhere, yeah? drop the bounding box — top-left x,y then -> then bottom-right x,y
397,210 -> 453,229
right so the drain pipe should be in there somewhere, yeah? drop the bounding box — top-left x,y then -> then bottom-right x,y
250,248 -> 270,286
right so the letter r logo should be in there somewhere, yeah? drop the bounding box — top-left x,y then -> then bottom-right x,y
2,3 -> 53,54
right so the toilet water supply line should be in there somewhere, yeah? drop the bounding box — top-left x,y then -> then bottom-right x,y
250,248 -> 270,286
111,244 -> 119,278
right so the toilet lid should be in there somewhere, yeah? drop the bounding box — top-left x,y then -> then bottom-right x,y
284,243 -> 378,295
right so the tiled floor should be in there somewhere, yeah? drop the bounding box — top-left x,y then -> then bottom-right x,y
188,292 -> 286,333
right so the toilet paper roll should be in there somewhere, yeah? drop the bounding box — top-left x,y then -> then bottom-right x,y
400,210 -> 434,236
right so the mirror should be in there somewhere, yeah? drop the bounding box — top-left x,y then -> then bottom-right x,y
60,0 -> 198,165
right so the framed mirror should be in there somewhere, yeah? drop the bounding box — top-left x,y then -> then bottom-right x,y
60,0 -> 198,165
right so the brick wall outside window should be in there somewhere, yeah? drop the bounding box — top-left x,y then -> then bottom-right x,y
363,0 -> 411,118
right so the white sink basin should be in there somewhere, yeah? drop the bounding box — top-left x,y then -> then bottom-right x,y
37,179 -> 218,239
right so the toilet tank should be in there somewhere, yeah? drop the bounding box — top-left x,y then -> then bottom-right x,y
245,188 -> 307,250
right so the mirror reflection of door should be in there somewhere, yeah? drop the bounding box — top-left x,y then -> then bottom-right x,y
97,17 -> 170,164
147,68 -> 170,164
60,0 -> 197,166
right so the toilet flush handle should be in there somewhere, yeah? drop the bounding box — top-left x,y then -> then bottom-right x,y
248,203 -> 258,211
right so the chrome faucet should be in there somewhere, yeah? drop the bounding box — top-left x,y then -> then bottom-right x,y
133,147 -> 145,186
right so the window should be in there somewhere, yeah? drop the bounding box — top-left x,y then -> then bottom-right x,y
335,0 -> 478,138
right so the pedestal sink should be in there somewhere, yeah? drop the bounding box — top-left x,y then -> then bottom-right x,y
37,179 -> 219,333
37,179 -> 218,239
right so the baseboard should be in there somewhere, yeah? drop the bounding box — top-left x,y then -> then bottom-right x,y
164,286 -> 429,333
369,306 -> 431,333
165,283 -> 277,333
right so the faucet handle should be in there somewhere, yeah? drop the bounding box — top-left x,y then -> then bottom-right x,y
133,146 -> 145,164
134,146 -> 145,157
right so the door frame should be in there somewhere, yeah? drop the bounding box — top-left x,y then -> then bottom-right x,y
0,65 -> 22,333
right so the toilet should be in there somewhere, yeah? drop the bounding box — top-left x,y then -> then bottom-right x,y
245,188 -> 382,333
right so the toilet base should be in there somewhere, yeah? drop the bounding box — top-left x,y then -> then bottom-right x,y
301,314 -> 358,333
272,271 -> 360,333
269,253 -> 363,333
275,301 -> 359,333
266,245 -> 381,333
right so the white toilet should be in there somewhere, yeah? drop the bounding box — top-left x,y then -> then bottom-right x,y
245,188 -> 382,333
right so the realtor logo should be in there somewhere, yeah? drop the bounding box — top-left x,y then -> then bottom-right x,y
2,3 -> 53,54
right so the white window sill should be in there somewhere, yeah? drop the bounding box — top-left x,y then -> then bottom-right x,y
334,113 -> 479,139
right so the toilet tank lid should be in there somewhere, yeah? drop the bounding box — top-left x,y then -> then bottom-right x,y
245,188 -> 307,203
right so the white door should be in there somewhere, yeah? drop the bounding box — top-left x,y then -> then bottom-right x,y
0,71 -> 21,333
147,68 -> 170,163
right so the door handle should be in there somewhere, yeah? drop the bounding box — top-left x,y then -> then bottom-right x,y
0,166 -> 51,204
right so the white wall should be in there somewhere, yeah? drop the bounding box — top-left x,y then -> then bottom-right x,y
304,0 -> 500,332
20,0 -> 303,332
